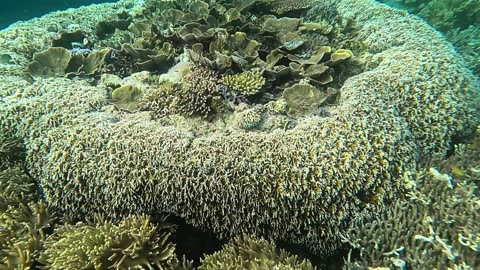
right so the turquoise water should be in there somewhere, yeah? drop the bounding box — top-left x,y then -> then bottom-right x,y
0,0 -> 118,29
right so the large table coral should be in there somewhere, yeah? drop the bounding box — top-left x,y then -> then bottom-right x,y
0,0 -> 478,256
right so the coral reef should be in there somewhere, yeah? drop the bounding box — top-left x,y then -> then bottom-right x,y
0,136 -> 24,170
199,235 -> 315,269
39,215 -> 186,269
221,71 -> 265,96
0,0 -> 479,259
343,166 -> 480,269
0,167 -> 56,269
385,0 -> 480,74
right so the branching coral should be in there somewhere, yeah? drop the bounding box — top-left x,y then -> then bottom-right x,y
343,167 -> 480,269
171,66 -> 220,117
199,235 -> 315,269
39,215 -> 184,269
0,167 -> 56,269
221,71 -> 265,96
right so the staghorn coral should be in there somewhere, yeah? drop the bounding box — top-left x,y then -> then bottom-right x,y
39,215 -> 184,270
199,235 -> 315,269
343,167 -> 480,269
233,105 -> 265,130
172,66 -> 220,117
0,0 -> 479,257
221,70 -> 265,96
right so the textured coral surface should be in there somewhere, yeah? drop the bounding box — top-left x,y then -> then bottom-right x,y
0,0 -> 479,256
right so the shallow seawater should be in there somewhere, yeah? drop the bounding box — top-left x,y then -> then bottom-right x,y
0,0 -> 118,29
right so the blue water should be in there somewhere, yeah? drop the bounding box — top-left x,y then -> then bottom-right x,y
0,0 -> 118,29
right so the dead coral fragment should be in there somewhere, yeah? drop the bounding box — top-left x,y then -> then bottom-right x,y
39,215 -> 180,269
199,235 -> 315,269
221,70 -> 265,96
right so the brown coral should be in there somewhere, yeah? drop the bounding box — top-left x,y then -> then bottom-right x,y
172,66 -> 220,117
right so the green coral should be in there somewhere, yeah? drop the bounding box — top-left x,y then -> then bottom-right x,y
221,71 -> 265,96
199,235 -> 315,269
39,215 -> 184,269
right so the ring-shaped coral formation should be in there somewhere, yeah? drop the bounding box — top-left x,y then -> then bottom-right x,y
0,0 -> 478,256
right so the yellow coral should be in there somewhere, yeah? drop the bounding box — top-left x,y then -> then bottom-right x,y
221,71 -> 265,96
